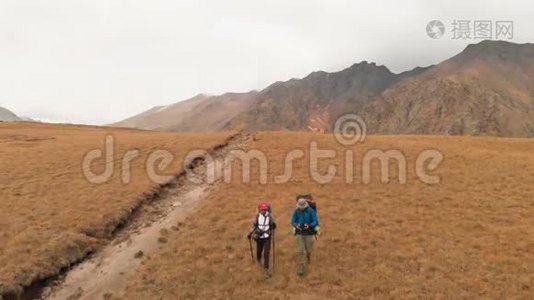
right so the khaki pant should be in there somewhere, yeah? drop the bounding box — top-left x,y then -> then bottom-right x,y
296,234 -> 315,269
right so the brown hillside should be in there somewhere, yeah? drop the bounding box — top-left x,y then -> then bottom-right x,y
120,132 -> 534,299
112,92 -> 258,132
0,122 -> 233,295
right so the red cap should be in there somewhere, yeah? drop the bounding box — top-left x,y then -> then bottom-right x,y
258,202 -> 270,211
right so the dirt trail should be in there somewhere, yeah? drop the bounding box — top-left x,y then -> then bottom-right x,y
38,133 -> 248,300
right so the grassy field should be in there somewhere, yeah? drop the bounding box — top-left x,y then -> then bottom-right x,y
119,132 -> 534,299
0,122 -> 234,295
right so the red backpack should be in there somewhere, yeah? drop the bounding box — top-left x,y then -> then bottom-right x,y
296,194 -> 317,212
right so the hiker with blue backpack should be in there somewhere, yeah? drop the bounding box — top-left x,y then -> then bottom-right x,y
291,195 -> 320,276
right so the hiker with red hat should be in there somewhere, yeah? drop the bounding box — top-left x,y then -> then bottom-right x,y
247,201 -> 277,278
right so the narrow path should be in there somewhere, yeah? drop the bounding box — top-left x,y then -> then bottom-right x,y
38,133 -> 248,300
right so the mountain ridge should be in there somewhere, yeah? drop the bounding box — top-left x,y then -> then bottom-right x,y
111,40 -> 534,137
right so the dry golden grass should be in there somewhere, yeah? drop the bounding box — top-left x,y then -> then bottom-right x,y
0,122 -> 234,295
121,131 -> 534,299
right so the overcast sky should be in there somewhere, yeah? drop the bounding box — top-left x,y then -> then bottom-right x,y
0,0 -> 532,124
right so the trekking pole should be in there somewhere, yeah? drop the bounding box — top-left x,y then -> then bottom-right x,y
272,229 -> 276,273
247,235 -> 254,263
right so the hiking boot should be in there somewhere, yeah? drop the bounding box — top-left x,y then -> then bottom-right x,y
264,268 -> 272,278
297,265 -> 305,276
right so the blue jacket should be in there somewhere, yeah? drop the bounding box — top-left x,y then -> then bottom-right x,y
291,207 -> 319,235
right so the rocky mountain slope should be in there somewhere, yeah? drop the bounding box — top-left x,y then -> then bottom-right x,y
362,40 -> 534,136
112,62 -> 427,132
112,40 -> 534,137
